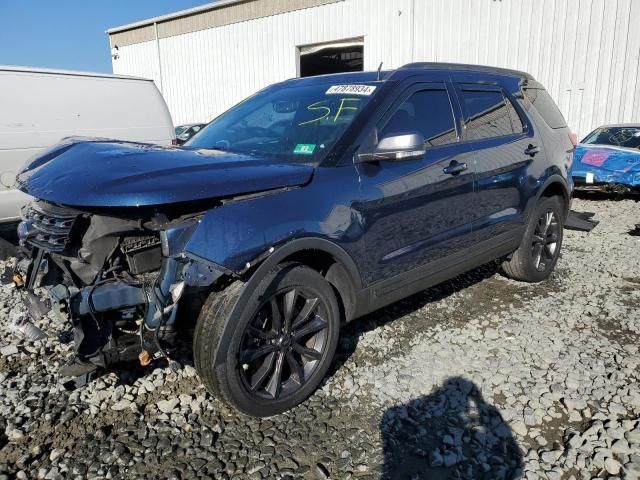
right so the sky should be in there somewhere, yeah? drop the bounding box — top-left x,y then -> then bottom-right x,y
0,0 -> 210,73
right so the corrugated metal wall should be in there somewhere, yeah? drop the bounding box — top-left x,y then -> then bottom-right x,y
111,0 -> 640,138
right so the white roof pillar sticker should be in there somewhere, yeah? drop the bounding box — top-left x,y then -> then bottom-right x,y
326,85 -> 377,96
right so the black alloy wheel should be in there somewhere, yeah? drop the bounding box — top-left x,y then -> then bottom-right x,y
238,287 -> 329,400
501,195 -> 564,282
193,263 -> 341,417
530,209 -> 560,272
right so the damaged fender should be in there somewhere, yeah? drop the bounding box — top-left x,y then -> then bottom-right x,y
184,167 -> 366,278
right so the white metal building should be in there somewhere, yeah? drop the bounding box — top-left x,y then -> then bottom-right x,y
107,0 -> 640,138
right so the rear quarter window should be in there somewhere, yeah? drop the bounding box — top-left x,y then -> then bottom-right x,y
459,89 -> 515,141
523,88 -> 567,129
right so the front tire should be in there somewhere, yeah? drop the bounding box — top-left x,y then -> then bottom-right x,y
502,196 -> 565,282
193,263 -> 340,417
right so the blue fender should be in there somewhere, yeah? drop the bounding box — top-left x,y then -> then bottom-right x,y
184,165 -> 366,285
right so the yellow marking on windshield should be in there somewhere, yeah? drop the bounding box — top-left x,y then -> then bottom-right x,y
298,101 -> 331,126
298,98 -> 362,126
334,98 -> 361,123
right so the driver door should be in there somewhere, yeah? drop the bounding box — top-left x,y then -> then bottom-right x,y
354,82 -> 476,296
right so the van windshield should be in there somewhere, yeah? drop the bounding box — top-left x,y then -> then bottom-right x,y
186,82 -> 379,162
581,126 -> 640,149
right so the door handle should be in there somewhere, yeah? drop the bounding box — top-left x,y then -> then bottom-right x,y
443,161 -> 468,176
525,144 -> 540,157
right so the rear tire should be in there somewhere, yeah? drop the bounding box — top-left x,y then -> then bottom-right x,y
502,196 -> 564,282
193,263 -> 340,417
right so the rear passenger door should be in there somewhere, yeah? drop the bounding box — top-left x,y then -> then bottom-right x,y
454,83 -> 539,245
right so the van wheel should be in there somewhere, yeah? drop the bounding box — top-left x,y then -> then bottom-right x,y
193,263 -> 340,417
502,196 -> 564,282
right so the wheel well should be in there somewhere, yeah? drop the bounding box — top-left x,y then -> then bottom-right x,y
280,249 -> 356,323
540,181 -> 569,215
281,249 -> 334,275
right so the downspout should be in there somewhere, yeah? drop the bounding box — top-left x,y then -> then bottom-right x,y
154,22 -> 164,94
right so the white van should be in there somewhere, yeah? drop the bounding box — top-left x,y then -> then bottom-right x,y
0,66 -> 175,223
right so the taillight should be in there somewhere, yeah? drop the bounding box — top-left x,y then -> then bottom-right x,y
569,132 -> 578,148
171,138 -> 178,146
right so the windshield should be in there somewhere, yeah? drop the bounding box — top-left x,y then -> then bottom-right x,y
186,82 -> 379,162
175,126 -> 188,136
581,126 -> 640,149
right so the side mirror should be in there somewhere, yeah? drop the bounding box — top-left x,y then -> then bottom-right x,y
357,132 -> 426,162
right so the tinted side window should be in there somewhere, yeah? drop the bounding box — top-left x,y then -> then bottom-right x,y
380,89 -> 458,147
460,89 -> 514,140
505,96 -> 524,134
523,88 -> 567,129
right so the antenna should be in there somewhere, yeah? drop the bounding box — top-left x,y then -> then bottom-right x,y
377,62 -> 383,81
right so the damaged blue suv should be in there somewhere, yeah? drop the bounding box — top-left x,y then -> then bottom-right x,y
14,63 -> 574,416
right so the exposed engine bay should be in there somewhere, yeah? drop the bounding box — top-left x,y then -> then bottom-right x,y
14,200 -> 225,385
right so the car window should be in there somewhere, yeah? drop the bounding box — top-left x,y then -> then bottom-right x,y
240,101 -> 297,131
523,88 -> 567,129
379,89 -> 458,147
505,96 -> 525,134
581,126 -> 640,148
459,89 -> 515,141
188,82 -> 378,162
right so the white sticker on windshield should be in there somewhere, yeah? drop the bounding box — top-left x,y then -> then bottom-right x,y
326,85 -> 376,96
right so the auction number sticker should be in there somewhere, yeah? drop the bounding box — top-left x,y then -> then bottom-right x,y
326,85 -> 376,96
293,144 -> 316,155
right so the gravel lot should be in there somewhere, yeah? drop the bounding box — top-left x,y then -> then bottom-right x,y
0,197 -> 639,480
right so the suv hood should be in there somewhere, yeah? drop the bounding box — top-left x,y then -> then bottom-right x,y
17,140 -> 314,208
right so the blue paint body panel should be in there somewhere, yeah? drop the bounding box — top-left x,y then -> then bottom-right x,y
571,145 -> 640,187
185,165 -> 365,274
17,140 -> 314,207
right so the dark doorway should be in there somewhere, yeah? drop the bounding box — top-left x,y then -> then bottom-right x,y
298,39 -> 364,77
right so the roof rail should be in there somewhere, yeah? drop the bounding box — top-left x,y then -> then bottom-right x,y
399,62 -> 534,80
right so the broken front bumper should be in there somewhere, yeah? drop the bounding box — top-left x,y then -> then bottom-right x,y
573,177 -> 640,194
572,167 -> 640,194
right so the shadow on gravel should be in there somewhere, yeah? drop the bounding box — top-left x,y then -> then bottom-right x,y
380,377 -> 523,480
0,222 -> 18,260
327,262 -> 501,379
573,190 -> 639,202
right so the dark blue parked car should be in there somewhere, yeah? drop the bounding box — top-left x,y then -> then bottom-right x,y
15,63 -> 574,416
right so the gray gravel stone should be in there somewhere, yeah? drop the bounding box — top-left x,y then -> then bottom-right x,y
604,457 -> 622,475
110,399 -> 132,411
49,449 -> 64,463
156,398 -> 179,414
0,345 -> 18,357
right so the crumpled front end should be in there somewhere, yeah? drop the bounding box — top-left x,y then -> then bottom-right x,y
13,200 -> 227,385
571,145 -> 640,193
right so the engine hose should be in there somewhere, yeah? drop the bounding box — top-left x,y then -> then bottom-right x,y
150,278 -> 173,363
138,282 -> 151,351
